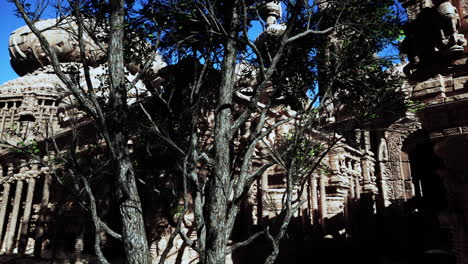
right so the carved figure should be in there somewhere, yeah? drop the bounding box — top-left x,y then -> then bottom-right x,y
435,0 -> 467,54
262,1 -> 281,26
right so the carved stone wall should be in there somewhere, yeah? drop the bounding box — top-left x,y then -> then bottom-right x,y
400,0 -> 468,262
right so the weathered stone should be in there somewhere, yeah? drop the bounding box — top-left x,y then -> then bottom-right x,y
453,75 -> 468,89
9,18 -> 105,76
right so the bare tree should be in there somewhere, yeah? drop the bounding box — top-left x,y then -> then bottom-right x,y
139,1 -> 404,264
11,0 -> 152,263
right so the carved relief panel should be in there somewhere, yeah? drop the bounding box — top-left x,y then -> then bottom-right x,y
380,133 -> 407,201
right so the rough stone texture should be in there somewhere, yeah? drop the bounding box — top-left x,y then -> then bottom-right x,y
9,18 -> 105,76
401,1 -> 468,263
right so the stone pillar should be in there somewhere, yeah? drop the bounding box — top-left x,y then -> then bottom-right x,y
73,230 -> 85,264
250,182 -> 259,225
379,171 -> 390,207
361,157 -> 370,184
300,183 -> 308,228
319,174 -> 327,231
363,130 -> 371,151
260,169 -> 269,222
150,241 -> 158,260
18,161 -> 39,256
34,158 -> 52,257
262,1 -> 281,26
355,176 -> 361,200
0,164 -> 11,247
0,111 -> 6,139
344,191 -> 351,236
361,154 -> 376,193
310,174 -> 319,225
5,162 -> 27,253
9,109 -> 15,129
354,162 -> 362,199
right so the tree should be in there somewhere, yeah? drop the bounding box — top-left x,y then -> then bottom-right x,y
11,1 -> 152,263
8,0 -> 404,264
141,1 -> 403,264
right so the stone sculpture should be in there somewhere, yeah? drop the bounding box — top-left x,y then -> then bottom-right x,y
435,0 -> 467,55
402,0 -> 468,74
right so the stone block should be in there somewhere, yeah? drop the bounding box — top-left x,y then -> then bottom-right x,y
429,131 -> 444,138
412,79 -> 445,97
446,93 -> 468,102
423,97 -> 444,105
453,76 -> 468,90
443,77 -> 454,92
443,127 -> 462,136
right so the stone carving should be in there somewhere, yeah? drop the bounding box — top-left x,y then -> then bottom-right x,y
262,1 -> 281,26
435,0 -> 467,55
255,1 -> 286,57
402,0 -> 467,75
383,133 -> 406,201
378,138 -> 389,162
9,18 -> 106,76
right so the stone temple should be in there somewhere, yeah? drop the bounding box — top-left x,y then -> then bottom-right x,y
0,0 -> 467,263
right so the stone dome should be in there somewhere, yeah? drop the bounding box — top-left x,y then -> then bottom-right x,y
0,68 -> 64,96
9,18 -> 106,76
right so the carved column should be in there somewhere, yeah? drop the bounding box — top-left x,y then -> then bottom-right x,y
319,174 -> 327,231
73,230 -> 85,264
5,162 -> 27,253
34,157 -> 52,257
300,182 -> 308,228
260,168 -> 270,223
361,152 -> 378,194
310,174 -> 319,225
0,165 -> 14,251
363,130 -> 371,151
250,183 -> 259,225
0,110 -> 6,139
9,109 -> 15,129
361,156 -> 371,185
355,176 -> 361,200
0,164 -> 10,247
377,138 -> 390,207
18,161 -> 39,256
385,133 -> 406,201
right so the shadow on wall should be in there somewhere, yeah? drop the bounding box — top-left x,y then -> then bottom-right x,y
231,196 -> 455,264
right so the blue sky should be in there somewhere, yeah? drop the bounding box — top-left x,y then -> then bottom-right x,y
0,2 -> 263,85
0,1 -> 23,85
0,2 -> 403,86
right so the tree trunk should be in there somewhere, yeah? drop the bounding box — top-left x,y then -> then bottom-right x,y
108,1 -> 151,263
114,154 -> 151,264
205,4 -> 239,264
